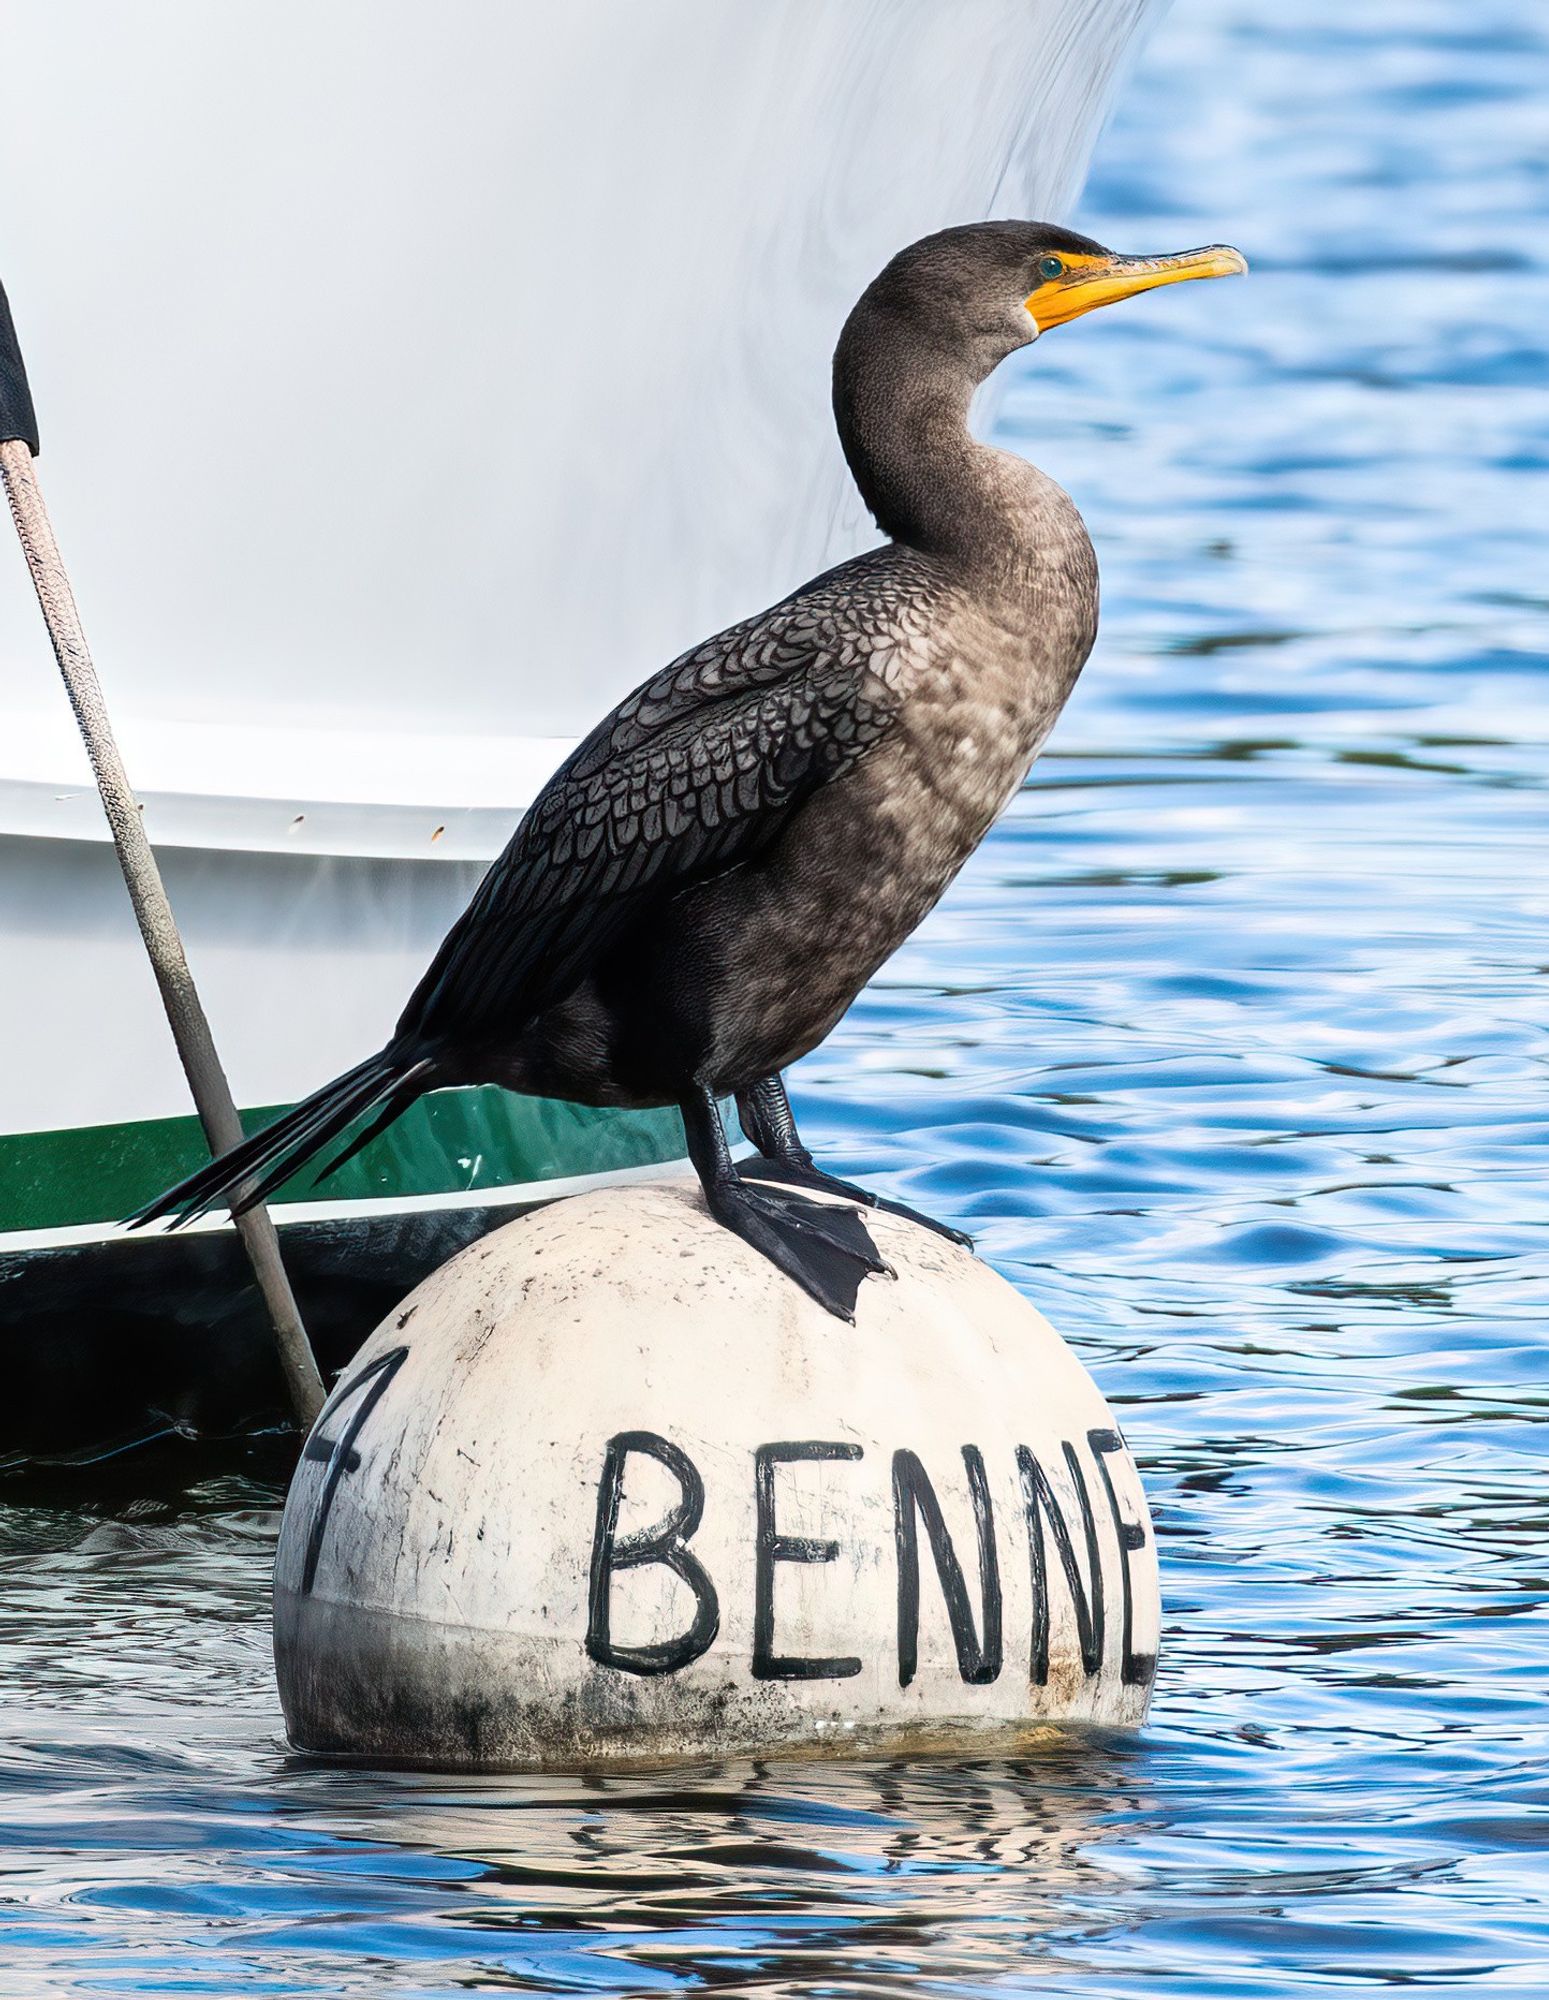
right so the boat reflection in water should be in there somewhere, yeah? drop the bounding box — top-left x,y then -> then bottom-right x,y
0,0 -> 1159,1452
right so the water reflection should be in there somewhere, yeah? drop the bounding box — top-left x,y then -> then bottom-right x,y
266,1751 -> 1148,1987
4,1696 -> 1157,1992
5,0 -> 1549,1992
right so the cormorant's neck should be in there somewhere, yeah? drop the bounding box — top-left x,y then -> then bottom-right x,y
833,305 -> 1021,565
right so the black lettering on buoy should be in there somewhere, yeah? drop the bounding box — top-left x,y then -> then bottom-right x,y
752,1441 -> 864,1681
1016,1442 -> 1103,1683
586,1431 -> 720,1675
300,1345 -> 409,1596
893,1446 -> 1003,1687
1087,1427 -> 1156,1688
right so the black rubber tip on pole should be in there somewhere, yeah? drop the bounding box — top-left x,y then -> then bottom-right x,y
0,280 -> 40,455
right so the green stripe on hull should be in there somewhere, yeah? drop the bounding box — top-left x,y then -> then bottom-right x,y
0,1088 -> 690,1234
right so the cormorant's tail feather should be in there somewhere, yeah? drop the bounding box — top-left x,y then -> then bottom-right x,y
127,1049 -> 424,1231
309,1064 -> 435,1189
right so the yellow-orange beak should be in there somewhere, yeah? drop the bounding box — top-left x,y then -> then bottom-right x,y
1026,244 -> 1248,331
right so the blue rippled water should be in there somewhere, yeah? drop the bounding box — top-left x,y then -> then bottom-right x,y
3,1 -> 1546,1992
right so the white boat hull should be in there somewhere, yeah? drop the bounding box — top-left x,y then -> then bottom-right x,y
0,0 -> 1158,1447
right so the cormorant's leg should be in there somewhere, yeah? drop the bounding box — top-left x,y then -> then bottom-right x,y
737,1073 -> 974,1250
679,1085 -> 889,1323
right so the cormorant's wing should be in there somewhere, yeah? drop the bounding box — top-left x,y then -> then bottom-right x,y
398,555 -> 933,1043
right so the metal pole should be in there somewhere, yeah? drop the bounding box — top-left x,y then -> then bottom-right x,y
0,289 -> 324,1428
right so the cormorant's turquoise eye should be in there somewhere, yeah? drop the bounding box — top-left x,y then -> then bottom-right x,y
1037,256 -> 1065,282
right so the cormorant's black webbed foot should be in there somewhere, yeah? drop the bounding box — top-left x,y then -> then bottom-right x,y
709,1178 -> 891,1322
736,1074 -> 975,1251
740,1154 -> 975,1250
680,1088 -> 889,1322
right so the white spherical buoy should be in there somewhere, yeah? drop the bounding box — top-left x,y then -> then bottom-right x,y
274,1179 -> 1159,1768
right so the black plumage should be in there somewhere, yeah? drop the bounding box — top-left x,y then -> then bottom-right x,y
402,562 -> 914,1048
134,221 -> 1244,1317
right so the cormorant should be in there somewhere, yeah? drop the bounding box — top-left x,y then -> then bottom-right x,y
134,222 -> 1245,1318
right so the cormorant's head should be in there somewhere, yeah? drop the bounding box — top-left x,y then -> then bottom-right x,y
854,221 -> 1247,379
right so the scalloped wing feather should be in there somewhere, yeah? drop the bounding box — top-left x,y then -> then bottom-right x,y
398,551 -> 940,1041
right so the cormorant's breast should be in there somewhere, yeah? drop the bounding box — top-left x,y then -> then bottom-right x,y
621,517 -> 1097,1093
